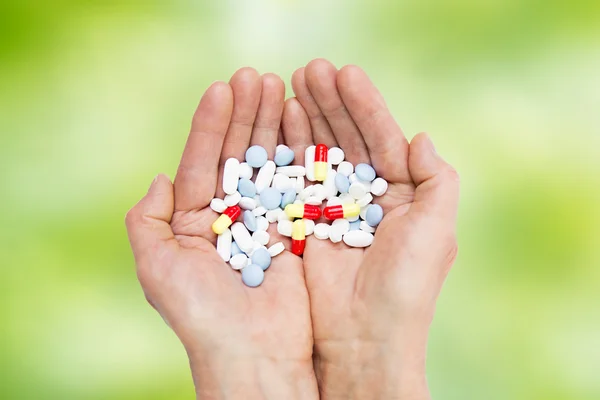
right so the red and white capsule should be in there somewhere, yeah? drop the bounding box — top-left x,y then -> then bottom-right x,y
314,144 -> 328,181
291,219 -> 306,256
212,205 -> 241,234
323,204 -> 360,220
284,204 -> 322,220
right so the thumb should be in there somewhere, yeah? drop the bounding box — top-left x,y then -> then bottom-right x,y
408,133 -> 460,227
125,174 -> 176,263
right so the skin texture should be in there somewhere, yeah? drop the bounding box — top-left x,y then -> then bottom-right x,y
290,59 -> 460,399
125,69 -> 318,400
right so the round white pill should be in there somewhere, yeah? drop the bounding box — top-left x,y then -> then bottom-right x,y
314,223 -> 331,240
295,176 -> 305,193
277,220 -> 293,237
252,230 -> 270,246
312,184 -> 327,201
305,196 -> 322,206
349,173 -> 358,184
328,147 -> 345,165
298,186 -> 313,201
356,193 -> 373,207
349,182 -> 367,200
332,219 -> 350,236
272,173 -> 293,192
265,208 -> 282,223
327,197 -> 342,207
277,210 -> 292,221
210,198 -> 227,213
336,161 -> 354,177
329,228 -> 343,243
252,206 -> 267,216
343,230 -> 374,247
229,254 -> 249,270
223,158 -> 240,195
359,220 -> 376,233
256,216 -> 269,232
370,177 -> 388,196
360,205 -> 370,220
238,162 -> 254,180
224,191 -> 242,206
304,219 -> 315,236
293,199 -> 304,205
267,242 -> 285,257
239,197 -> 257,210
359,179 -> 372,193
339,193 -> 355,205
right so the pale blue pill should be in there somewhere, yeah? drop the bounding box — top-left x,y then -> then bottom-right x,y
335,173 -> 350,193
349,220 -> 361,231
245,145 -> 268,168
274,148 -> 295,167
365,204 -> 383,227
280,188 -> 296,208
243,210 -> 257,232
238,178 -> 256,198
242,264 -> 265,287
231,241 -> 242,256
355,163 -> 376,182
260,187 -> 283,210
251,248 -> 272,271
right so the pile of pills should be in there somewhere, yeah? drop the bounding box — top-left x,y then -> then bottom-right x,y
211,144 -> 388,287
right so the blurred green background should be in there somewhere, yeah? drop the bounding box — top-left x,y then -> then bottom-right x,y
1,0 -> 599,399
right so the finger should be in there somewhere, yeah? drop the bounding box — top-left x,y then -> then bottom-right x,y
304,59 -> 370,164
281,98 -> 313,164
216,67 -> 262,197
337,65 -> 411,184
408,133 -> 460,225
291,67 -> 337,148
126,174 -> 177,264
250,73 -> 285,158
174,82 -> 234,211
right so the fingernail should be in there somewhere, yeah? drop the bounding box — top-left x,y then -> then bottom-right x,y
424,133 -> 438,157
148,174 -> 159,192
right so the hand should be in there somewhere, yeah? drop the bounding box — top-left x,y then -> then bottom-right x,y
125,68 -> 318,400
289,59 -> 460,399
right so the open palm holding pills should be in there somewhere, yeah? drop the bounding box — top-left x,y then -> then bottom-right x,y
211,143 -> 388,287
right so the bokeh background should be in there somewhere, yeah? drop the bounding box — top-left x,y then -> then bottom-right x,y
1,0 -> 599,399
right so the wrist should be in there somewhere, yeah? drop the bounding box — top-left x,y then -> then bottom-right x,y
188,351 -> 318,400
314,335 -> 430,400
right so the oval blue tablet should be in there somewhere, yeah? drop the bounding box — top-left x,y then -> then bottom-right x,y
274,148 -> 295,167
365,204 -> 383,227
243,210 -> 258,232
259,187 -> 283,210
335,173 -> 350,193
280,188 -> 296,208
238,178 -> 257,198
355,163 -> 376,182
251,248 -> 272,270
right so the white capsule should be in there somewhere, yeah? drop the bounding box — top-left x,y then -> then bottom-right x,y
343,230 -> 374,247
265,208 -> 282,223
339,193 -> 355,205
277,209 -> 292,221
210,198 -> 227,213
252,206 -> 267,216
356,193 -> 373,207
349,182 -> 367,200
295,176 -> 305,193
238,162 -> 253,180
304,219 -> 315,236
255,161 -> 276,193
272,173 -> 293,192
231,222 -> 254,254
277,220 -> 293,237
359,220 -> 376,233
323,169 -> 338,200
305,145 -> 316,181
327,197 -> 342,207
328,147 -> 345,165
224,191 -> 242,206
370,177 -> 388,196
252,230 -> 270,246
223,158 -> 240,195
276,144 -> 289,154
289,178 -> 297,191
314,223 -> 331,240
267,242 -> 285,257
229,253 -> 249,270
336,161 -> 354,177
276,166 -> 306,177
239,197 -> 257,210
256,216 -> 269,232
349,173 -> 358,184
216,228 -> 232,262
